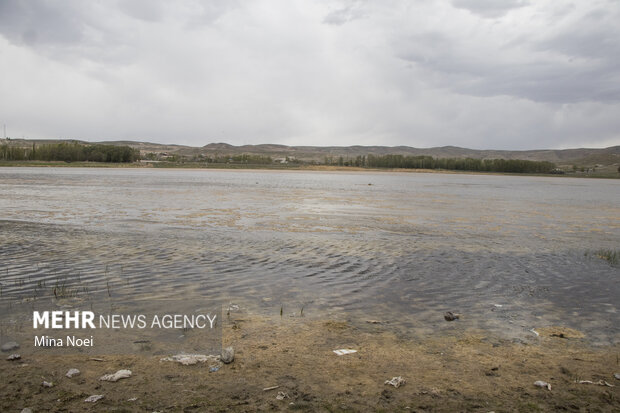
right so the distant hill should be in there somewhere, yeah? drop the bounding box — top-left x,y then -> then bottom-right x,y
2,138 -> 619,167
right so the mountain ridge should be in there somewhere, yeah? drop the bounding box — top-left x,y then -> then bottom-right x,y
2,138 -> 619,166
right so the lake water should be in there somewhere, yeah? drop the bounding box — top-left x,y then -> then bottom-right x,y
1,167 -> 618,346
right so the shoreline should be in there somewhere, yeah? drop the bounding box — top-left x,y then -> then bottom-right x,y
0,161 -> 618,179
2,314 -> 619,412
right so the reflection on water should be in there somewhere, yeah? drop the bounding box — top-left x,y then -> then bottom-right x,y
0,167 -> 619,345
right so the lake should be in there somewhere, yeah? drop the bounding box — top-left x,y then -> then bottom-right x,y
1,167 -> 618,346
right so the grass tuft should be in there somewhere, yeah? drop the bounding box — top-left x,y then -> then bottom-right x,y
586,249 -> 619,266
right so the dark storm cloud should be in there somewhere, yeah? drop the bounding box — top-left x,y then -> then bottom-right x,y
0,0 -> 618,149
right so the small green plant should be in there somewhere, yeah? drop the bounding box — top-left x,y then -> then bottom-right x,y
586,249 -> 619,266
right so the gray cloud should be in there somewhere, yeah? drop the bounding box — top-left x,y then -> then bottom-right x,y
451,0 -> 529,18
0,0 -> 87,46
0,0 -> 618,150
394,1 -> 620,104
117,0 -> 164,22
323,1 -> 366,25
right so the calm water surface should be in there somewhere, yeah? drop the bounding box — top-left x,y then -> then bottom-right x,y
1,167 -> 618,344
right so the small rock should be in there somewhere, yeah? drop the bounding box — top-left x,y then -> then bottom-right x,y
534,380 -> 551,390
209,366 -> 220,372
385,376 -> 406,388
66,368 -> 80,378
444,312 -> 460,321
42,381 -> 53,388
614,373 -> 620,380
221,347 -> 234,364
1,341 -> 19,352
276,391 -> 289,400
7,353 -> 21,361
20,409 -> 32,413
84,394 -> 104,403
99,369 -> 132,382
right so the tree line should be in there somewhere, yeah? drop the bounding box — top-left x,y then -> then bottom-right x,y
207,154 -> 273,164
324,154 -> 556,173
0,142 -> 140,163
1,142 -> 558,173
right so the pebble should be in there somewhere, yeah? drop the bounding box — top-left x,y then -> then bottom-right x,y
20,409 -> 32,413
84,394 -> 104,403
66,368 -> 81,378
99,369 -> 132,382
444,311 -> 460,321
1,341 -> 20,352
42,381 -> 53,388
221,346 -> 234,364
7,353 -> 21,361
615,373 -> 620,380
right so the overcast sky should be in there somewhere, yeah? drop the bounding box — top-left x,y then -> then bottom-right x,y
1,0 -> 619,150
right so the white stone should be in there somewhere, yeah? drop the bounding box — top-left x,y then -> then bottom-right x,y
221,347 -> 234,364
66,368 -> 80,378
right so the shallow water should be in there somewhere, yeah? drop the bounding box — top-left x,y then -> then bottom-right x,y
0,167 -> 619,346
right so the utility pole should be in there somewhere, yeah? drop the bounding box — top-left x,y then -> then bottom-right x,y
3,124 -> 5,139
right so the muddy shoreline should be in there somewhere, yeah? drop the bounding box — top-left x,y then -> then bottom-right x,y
2,314 -> 619,412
